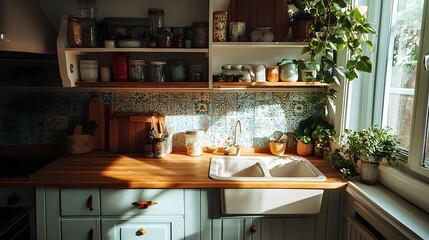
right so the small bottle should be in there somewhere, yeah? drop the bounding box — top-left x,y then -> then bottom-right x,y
185,130 -> 204,156
185,26 -> 193,48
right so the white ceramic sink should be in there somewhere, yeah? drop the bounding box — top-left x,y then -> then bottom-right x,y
209,156 -> 326,214
209,155 -> 326,181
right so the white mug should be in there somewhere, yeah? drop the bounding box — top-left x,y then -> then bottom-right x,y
104,39 -> 115,48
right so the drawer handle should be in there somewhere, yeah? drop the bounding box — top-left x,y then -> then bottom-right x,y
136,227 -> 147,236
87,195 -> 94,211
250,224 -> 257,233
132,200 -> 158,209
88,228 -> 94,240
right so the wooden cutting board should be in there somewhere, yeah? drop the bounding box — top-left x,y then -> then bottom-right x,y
108,113 -> 166,153
228,0 -> 290,42
85,95 -> 113,150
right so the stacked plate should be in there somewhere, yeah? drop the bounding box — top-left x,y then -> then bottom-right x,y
80,60 -> 99,82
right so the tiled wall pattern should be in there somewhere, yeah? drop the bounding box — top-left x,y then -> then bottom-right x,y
0,90 -> 325,148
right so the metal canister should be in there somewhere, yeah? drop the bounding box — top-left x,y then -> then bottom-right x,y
192,21 -> 208,48
112,53 -> 129,82
213,11 -> 228,42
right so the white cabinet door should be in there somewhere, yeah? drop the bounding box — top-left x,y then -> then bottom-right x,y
60,189 -> 100,216
102,217 -> 184,240
254,217 -> 316,240
62,218 -> 101,240
212,218 -> 254,240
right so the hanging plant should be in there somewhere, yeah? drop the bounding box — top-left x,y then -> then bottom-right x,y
295,0 -> 377,103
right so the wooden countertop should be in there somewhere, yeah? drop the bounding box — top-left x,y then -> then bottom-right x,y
0,150 -> 348,189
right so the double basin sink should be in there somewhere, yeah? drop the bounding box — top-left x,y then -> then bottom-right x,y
209,155 -> 326,181
209,156 -> 326,215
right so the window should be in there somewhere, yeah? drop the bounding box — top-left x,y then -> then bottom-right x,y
379,0 -> 429,178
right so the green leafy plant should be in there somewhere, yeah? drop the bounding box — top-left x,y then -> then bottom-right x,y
294,116 -> 334,146
342,126 -> 400,164
295,0 -> 377,103
312,125 -> 336,152
288,0 -> 315,22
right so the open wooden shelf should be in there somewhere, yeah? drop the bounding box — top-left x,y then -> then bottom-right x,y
75,81 -> 209,88
212,81 -> 328,88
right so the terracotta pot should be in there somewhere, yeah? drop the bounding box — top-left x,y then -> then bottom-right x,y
360,159 -> 380,184
296,139 -> 313,156
291,20 -> 312,41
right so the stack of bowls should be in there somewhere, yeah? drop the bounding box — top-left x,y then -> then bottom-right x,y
80,60 -> 99,82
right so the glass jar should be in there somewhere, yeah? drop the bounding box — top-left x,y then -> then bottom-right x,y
129,60 -> 147,82
68,16 -> 82,47
185,130 -> 204,156
149,61 -> 167,82
78,1 -> 98,47
157,27 -> 173,48
148,8 -> 165,37
192,21 -> 208,48
221,64 -> 234,82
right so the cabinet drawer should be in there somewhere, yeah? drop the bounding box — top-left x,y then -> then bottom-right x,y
60,189 -> 100,215
61,218 -> 101,240
100,189 -> 184,215
102,217 -> 184,240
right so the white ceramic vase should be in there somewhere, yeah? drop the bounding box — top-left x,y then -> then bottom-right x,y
250,27 -> 274,42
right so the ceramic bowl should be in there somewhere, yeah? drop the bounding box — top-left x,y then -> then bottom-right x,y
118,39 -> 141,48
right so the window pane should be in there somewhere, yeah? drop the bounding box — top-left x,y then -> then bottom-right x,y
383,0 -> 423,150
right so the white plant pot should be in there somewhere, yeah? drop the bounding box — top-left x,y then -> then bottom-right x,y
360,159 -> 380,184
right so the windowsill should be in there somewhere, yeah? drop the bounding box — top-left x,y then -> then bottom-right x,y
346,179 -> 429,240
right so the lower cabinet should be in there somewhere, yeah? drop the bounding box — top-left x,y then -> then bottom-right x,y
212,217 -> 317,240
36,188 -> 343,240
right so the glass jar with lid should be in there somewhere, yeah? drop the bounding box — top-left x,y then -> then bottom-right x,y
192,21 -> 208,48
148,8 -> 165,37
157,27 -> 173,48
185,130 -> 205,156
149,61 -> 167,82
129,60 -> 147,82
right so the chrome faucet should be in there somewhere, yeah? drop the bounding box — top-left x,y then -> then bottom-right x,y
224,120 -> 242,156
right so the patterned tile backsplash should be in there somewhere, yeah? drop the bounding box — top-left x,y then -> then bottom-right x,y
0,90 -> 325,148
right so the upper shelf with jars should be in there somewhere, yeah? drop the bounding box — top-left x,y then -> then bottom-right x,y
54,0 -> 327,89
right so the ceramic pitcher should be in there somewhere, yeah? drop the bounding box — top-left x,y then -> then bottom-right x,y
278,59 -> 298,82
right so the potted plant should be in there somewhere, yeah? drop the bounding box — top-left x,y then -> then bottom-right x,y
294,116 -> 334,156
295,1 -> 377,104
342,126 -> 400,184
312,125 -> 336,157
295,59 -> 320,82
288,0 -> 315,41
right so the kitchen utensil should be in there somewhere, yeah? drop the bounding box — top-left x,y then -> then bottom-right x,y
109,113 -> 166,152
85,96 -> 113,150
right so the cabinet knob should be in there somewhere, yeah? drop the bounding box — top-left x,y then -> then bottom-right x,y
88,228 -> 94,240
87,195 -> 94,211
250,224 -> 257,233
132,200 -> 158,209
136,227 -> 147,236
